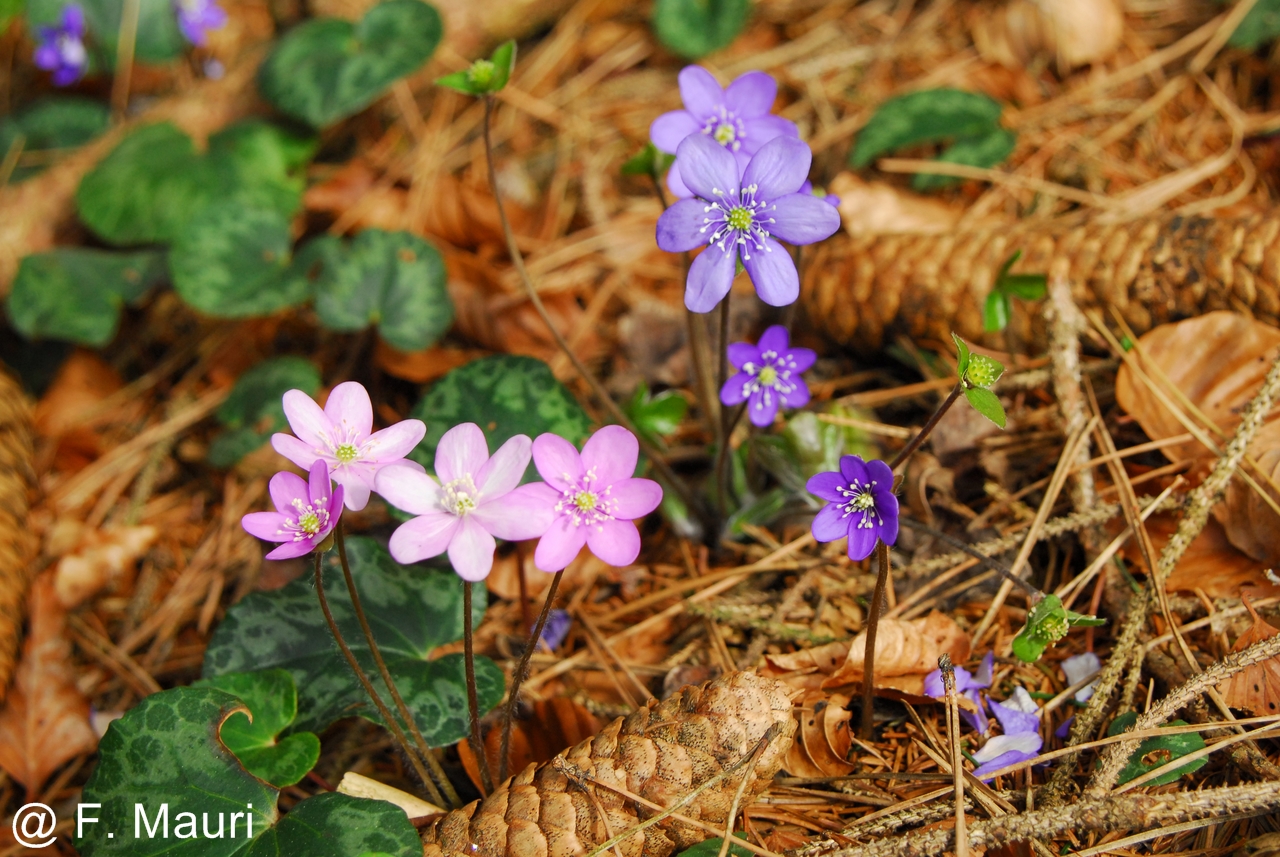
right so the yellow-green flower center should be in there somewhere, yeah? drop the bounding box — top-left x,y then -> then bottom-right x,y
297,510 -> 321,535
757,365 -> 778,387
726,206 -> 752,231
713,122 -> 736,145
443,475 -> 480,516
334,443 -> 359,464
573,491 -> 599,512
468,59 -> 495,87
850,490 -> 875,512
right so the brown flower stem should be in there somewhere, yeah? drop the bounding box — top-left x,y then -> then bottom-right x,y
334,522 -> 460,808
713,292 -> 733,522
463,581 -> 494,795
888,383 -> 962,471
860,541 -> 891,740
312,550 -> 447,808
480,95 -> 710,531
496,568 -> 564,783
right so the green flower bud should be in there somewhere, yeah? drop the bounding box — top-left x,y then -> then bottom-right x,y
965,353 -> 1004,389
467,58 -> 496,89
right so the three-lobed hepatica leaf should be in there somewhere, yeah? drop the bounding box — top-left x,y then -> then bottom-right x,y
651,0 -> 751,59
0,97 -> 110,183
76,120 -> 314,246
78,686 -> 421,856
193,669 -> 321,788
409,355 -> 592,483
258,0 -> 442,128
6,248 -> 166,346
203,537 -> 503,738
207,356 -> 322,467
307,229 -> 453,351
1107,711 -> 1208,787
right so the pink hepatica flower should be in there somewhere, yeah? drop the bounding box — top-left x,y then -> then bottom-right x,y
272,381 -> 425,512
524,426 -> 663,572
650,66 -> 798,199
242,461 -> 343,560
656,134 -> 840,312
375,423 -> 553,582
721,325 -> 815,427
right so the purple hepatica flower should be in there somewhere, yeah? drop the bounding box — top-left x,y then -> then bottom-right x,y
174,0 -> 227,46
34,5 -> 88,87
656,134 -> 841,313
721,325 -> 815,427
539,609 -> 571,651
651,66 -> 799,200
375,423 -> 553,582
242,461 -> 343,560
273,381 -> 425,512
806,455 -> 899,562
799,180 -> 841,209
524,426 -> 663,572
971,686 -> 1043,780
924,650 -> 995,734
1062,651 -> 1102,702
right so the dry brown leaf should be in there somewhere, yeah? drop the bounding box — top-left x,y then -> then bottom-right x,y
784,691 -> 858,778
971,0 -> 1123,71
829,173 -> 964,237
1139,515 -> 1271,598
485,545 -> 606,602
825,611 -> 970,697
33,350 -> 124,439
303,160 -> 409,232
761,640 -> 851,693
0,574 -> 99,793
458,696 -> 601,791
1216,596 -> 1280,716
373,341 -> 487,385
53,525 -> 157,609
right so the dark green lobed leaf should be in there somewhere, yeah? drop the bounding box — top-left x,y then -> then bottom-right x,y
1107,712 -> 1208,787
851,88 -> 1005,169
207,356 -> 320,467
651,0 -> 751,59
0,97 -> 110,183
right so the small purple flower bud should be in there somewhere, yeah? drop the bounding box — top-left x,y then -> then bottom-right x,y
539,609 -> 571,651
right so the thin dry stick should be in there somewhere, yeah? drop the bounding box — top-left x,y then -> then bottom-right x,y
110,0 -> 141,117
717,721 -> 775,857
333,524 -> 459,808
888,384 -> 961,472
860,542 -> 891,739
939,655 -> 968,857
497,568 -> 564,783
462,581 -> 494,796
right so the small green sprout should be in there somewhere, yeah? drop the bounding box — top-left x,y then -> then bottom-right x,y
951,332 -> 1007,428
983,250 -> 1047,332
437,40 -> 516,96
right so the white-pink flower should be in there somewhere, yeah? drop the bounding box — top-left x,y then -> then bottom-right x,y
375,423 -> 554,581
272,381 -> 426,512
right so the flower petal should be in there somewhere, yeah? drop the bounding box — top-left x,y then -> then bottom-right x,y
678,65 -> 724,117
742,137 -> 811,199
666,159 -> 694,199
534,516 -> 588,572
789,347 -> 818,374
308,460 -> 334,505
991,698 -> 1039,738
742,237 -> 799,307
389,511 -> 460,565
866,458 -> 895,486
720,371 -> 752,406
727,342 -> 761,369
675,133 -> 740,201
747,389 -> 779,426
374,464 -> 443,516
337,475 -> 372,512
874,489 -> 900,545
811,503 -> 848,542
755,324 -> 790,356
364,419 -> 426,464
740,115 -> 799,153
475,434 -> 532,498
324,381 -> 374,440
265,540 -> 315,560
272,432 -> 320,471
724,71 -> 777,118
657,198 -> 713,253
778,376 -> 810,409
609,477 -> 663,519
282,389 -> 333,448
532,433 -> 585,491
268,470 -> 309,515
435,422 -> 489,484
473,483 -> 555,541
63,3 -> 85,32
581,425 -> 640,488
586,518 -> 641,566
847,524 -> 878,561
974,651 -> 996,688
685,244 -> 736,313
806,472 -> 846,503
448,517 -> 497,581
242,511 -> 289,542
839,455 -> 870,484
651,110 -> 701,153
768,193 -> 842,246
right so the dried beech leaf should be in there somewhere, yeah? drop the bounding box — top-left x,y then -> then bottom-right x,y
829,173 -> 963,237
1222,445 -> 1280,566
53,525 -> 157,608
826,611 -> 970,697
0,574 -> 98,792
33,350 -> 125,438
1217,597 -> 1280,716
791,690 -> 856,777
458,697 -> 601,793
373,341 -> 486,385
1133,514 -> 1269,598
971,0 -> 1123,71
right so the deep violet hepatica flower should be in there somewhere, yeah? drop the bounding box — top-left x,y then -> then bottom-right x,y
34,4 -> 88,87
174,0 -> 228,46
971,686 -> 1043,780
656,134 -> 841,312
242,461 -> 343,560
806,455 -> 899,562
272,381 -> 425,512
721,324 -> 815,427
525,425 -> 663,572
375,423 -> 553,582
924,651 -> 995,734
650,66 -> 799,199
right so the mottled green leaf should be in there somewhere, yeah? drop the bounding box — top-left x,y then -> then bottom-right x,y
1107,712 -> 1208,787
622,142 -> 676,178
851,88 -> 1004,168
677,834 -> 753,857
207,357 -> 320,467
652,0 -> 750,59
1229,0 -> 1280,49
963,386 -> 1006,429
0,97 -> 110,182
912,126 -> 1016,191
194,670 -> 320,788
245,793 -> 419,857
624,382 -> 687,447
258,0 -> 442,127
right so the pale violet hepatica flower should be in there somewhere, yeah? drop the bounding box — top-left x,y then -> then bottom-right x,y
34,5 -> 89,87
924,651 -> 995,734
272,382 -> 425,512
972,686 -> 1044,780
375,423 -> 553,582
539,609 -> 571,651
656,134 -> 841,312
1054,651 -> 1102,738
242,461 -> 344,560
721,325 -> 815,427
806,455 -> 899,562
174,0 -> 228,46
524,426 -> 663,572
799,180 -> 841,208
650,66 -> 799,199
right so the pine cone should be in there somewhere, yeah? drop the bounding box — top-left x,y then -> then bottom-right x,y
0,368 -> 34,703
423,671 -> 796,857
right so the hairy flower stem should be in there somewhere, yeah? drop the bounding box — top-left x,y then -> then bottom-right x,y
714,293 -> 733,523
312,551 -> 447,808
480,95 -> 710,531
334,523 -> 460,808
860,541 -> 891,739
889,383 -> 962,471
463,581 -> 494,795
496,569 -> 564,783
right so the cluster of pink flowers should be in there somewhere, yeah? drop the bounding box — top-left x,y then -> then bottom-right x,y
242,382 -> 663,581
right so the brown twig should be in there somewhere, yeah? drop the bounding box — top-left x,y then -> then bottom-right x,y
939,654 -> 969,857
497,568 -> 564,782
860,542 -> 891,740
462,581 -> 494,796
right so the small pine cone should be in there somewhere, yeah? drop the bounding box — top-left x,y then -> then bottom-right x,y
423,671 -> 796,857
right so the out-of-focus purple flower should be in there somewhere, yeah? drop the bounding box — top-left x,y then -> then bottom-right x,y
523,426 -> 663,572
799,180 -> 841,208
1062,651 -> 1102,702
273,381 -> 425,512
34,5 -> 88,87
539,609 -> 571,651
375,423 -> 554,582
174,0 -> 227,45
806,455 -> 899,561
720,325 -> 815,427
924,651 -> 995,734
972,686 -> 1043,780
650,66 -> 799,199
242,461 -> 343,560
1055,715 -> 1074,740
656,134 -> 841,312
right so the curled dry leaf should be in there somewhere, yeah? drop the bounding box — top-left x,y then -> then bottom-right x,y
826,611 -> 970,698
0,574 -> 99,793
1216,596 -> 1280,716
971,0 -> 1123,72
458,696 -> 601,793
373,341 -> 486,385
829,173 -> 963,237
761,640 -> 851,693
337,771 -> 446,820
783,691 -> 857,778
53,525 -> 158,609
